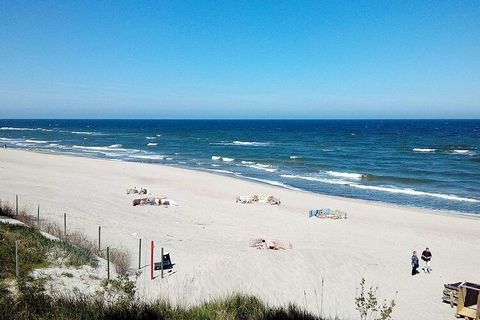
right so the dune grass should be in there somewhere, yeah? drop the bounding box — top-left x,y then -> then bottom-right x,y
0,291 -> 326,320
0,223 -> 96,280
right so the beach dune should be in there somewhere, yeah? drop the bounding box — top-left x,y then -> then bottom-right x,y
1,149 -> 479,319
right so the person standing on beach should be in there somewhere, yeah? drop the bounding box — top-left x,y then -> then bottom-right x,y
411,251 -> 420,275
421,247 -> 432,273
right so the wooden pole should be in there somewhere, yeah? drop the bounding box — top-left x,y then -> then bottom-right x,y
98,226 -> 101,251
138,238 -> 142,269
160,247 -> 164,279
63,213 -> 67,238
15,195 -> 18,215
37,205 -> 40,226
107,246 -> 110,281
15,240 -> 19,278
150,240 -> 154,280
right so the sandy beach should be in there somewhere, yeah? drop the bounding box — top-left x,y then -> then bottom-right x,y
1,148 -> 479,319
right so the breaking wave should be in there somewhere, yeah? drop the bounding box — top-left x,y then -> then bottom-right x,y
281,174 -> 478,202
413,148 -> 436,153
325,171 -> 364,180
210,140 -> 270,146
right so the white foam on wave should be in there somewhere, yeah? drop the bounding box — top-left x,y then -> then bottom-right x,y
281,174 -> 350,185
25,139 -> 50,144
241,161 -> 255,165
289,156 -> 302,159
212,156 -> 221,160
147,143 -> 157,146
245,163 -> 277,172
146,136 -> 157,140
129,154 -> 165,160
453,149 -> 470,154
208,169 -> 239,175
72,145 -> 129,152
243,176 -> 302,191
232,140 -> 270,146
109,144 -> 122,148
281,174 -> 478,203
211,164 -> 221,167
210,141 -> 270,147
413,148 -> 436,153
48,143 -> 60,146
325,171 -> 364,180
1,127 -> 37,131
351,184 -> 478,202
71,131 -> 96,135
222,157 -> 235,162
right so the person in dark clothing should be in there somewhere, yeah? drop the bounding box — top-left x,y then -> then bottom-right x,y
421,247 -> 432,273
411,251 -> 420,275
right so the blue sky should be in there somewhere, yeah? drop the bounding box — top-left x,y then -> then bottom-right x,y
0,1 -> 479,119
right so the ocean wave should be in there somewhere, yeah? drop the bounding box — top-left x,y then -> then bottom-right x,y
71,131 -> 96,135
109,144 -> 122,148
244,163 -> 277,172
0,137 -> 16,141
0,127 -> 37,131
281,174 -> 478,203
210,140 -> 270,147
147,143 -> 157,146
241,161 -> 255,164
289,156 -> 302,159
146,136 -> 157,140
25,139 -> 50,144
165,157 -> 173,160
211,155 -> 234,161
413,148 -> 436,153
211,164 -> 221,167
48,143 -> 60,147
350,184 -> 478,203
452,149 -> 470,154
129,154 -> 165,160
232,140 -> 270,146
72,145 -> 129,152
243,176 -> 302,191
325,171 -> 364,180
208,169 -> 239,175
281,174 -> 350,185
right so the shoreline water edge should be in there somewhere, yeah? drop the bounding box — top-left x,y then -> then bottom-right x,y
1,119 -> 479,215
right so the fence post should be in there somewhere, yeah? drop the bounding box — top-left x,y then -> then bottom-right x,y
15,240 -> 19,278
160,247 -> 164,279
150,240 -> 154,280
138,238 -> 142,269
63,213 -> 67,238
15,195 -> 18,215
98,226 -> 101,251
37,205 -> 40,226
107,246 -> 110,281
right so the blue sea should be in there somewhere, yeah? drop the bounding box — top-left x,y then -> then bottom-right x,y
1,119 -> 479,214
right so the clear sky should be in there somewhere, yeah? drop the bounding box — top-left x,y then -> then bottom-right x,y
0,1 -> 479,119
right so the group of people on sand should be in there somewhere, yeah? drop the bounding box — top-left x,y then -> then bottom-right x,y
411,247 -> 432,275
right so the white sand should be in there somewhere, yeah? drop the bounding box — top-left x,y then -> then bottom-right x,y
1,148 -> 479,319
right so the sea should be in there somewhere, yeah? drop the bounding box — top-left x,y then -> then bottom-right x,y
1,119 -> 479,214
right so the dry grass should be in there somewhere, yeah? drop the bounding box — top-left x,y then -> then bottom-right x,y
1,203 -> 132,275
109,248 -> 131,275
